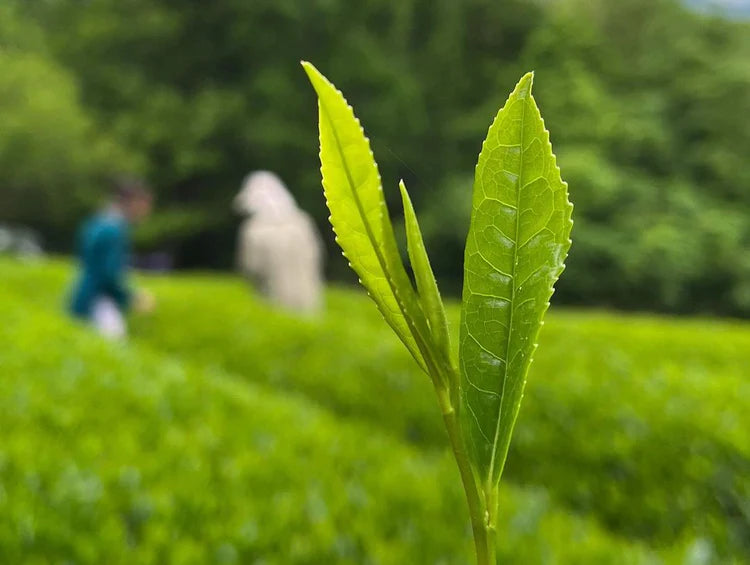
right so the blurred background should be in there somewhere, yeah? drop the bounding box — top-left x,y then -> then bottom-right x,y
1,0 -> 749,563
1,0 -> 749,315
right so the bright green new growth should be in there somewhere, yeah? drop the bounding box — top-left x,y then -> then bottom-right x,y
302,61 -> 572,565
460,72 -> 574,496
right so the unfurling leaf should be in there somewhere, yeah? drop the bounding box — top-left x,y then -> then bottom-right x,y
399,180 -> 453,377
460,72 -> 573,487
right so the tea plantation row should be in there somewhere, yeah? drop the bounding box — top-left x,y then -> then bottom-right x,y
1,258 -> 748,563
0,260 -> 684,564
127,267 -> 750,557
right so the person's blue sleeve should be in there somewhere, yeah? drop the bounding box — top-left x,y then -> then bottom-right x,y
98,224 -> 132,311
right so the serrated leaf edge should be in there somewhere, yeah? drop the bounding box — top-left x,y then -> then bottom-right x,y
469,72 -> 573,487
303,61 -> 433,374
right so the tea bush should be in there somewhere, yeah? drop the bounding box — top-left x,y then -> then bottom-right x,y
0,264 -> 688,563
130,266 -> 750,557
2,258 -> 748,561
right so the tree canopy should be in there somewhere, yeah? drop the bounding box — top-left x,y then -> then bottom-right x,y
2,0 -> 749,316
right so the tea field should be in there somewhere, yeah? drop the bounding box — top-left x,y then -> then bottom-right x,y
1,258 -> 748,564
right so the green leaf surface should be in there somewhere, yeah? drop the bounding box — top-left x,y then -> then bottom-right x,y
302,61 -> 428,372
460,72 -> 573,486
399,180 -> 453,380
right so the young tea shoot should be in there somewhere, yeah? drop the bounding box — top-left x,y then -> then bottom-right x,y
302,61 -> 573,565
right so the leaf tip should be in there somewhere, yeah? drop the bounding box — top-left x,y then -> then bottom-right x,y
398,178 -> 408,198
300,60 -> 316,79
301,60 -> 330,95
515,71 -> 535,98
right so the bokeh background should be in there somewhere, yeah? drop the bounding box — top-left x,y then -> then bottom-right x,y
1,0 -> 749,563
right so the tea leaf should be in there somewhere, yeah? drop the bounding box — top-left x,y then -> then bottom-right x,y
302,61 -> 428,372
460,72 -> 573,486
399,180 -> 453,375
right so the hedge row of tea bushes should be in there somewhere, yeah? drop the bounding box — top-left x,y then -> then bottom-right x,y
0,261 -> 689,563
4,261 -> 750,559
115,269 -> 750,558
3,260 -> 750,560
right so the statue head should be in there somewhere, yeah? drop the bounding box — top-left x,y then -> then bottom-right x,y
234,171 -> 298,219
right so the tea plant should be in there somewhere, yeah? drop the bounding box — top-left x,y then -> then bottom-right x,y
303,62 -> 573,564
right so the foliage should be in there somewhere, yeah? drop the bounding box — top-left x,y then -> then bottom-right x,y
459,71 -> 572,493
302,62 -> 438,374
3,0 -> 749,315
0,4 -> 137,246
6,259 -> 749,561
125,274 -> 750,559
0,258 -> 698,564
303,62 -> 572,562
524,0 -> 750,316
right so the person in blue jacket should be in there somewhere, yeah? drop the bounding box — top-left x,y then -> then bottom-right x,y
69,178 -> 154,338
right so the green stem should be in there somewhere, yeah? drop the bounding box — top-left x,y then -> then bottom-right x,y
438,388 -> 496,565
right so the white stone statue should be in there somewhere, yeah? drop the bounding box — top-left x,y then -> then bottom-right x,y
233,171 -> 325,313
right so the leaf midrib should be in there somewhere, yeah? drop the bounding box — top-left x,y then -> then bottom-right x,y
487,92 -> 528,486
318,97 -> 430,372
319,101 -> 385,274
